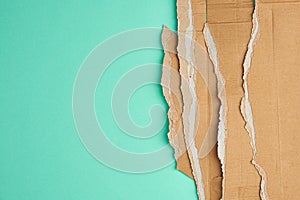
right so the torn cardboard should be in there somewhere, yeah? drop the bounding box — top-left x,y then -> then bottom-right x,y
246,1 -> 300,199
162,23 -> 223,200
206,1 -> 263,199
161,25 -> 193,178
240,4 -> 269,200
162,0 -> 300,199
162,0 -> 224,199
203,23 -> 227,200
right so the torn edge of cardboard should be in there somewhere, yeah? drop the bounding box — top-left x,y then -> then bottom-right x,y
161,25 -> 187,161
203,23 -> 227,200
161,25 -> 221,200
180,0 -> 206,199
162,1 -> 225,199
240,5 -> 269,200
162,2 -> 270,200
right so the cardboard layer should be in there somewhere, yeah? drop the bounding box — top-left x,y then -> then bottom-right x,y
248,1 -> 300,199
207,1 -> 263,199
162,0 -> 300,199
161,25 -> 193,178
176,0 -> 222,199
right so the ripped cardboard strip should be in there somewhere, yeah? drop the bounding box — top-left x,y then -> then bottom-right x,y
179,1 -> 206,199
161,25 -> 193,178
203,23 -> 227,200
161,25 -> 222,191
206,0 -> 263,199
240,5 -> 269,200
162,0 -> 300,199
174,0 -> 222,198
161,25 -> 186,161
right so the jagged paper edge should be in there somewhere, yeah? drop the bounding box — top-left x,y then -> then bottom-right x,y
240,5 -> 269,200
161,26 -> 186,161
203,23 -> 227,200
177,0 -> 206,199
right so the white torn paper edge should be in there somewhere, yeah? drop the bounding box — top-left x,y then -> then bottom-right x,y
240,6 -> 269,200
161,26 -> 187,161
180,0 -> 205,199
203,23 -> 227,200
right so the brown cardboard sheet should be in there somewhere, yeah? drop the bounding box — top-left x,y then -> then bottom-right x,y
162,21 -> 222,199
247,1 -> 300,199
161,25 -> 193,178
162,0 -> 300,199
171,0 -> 222,199
207,1 -> 263,199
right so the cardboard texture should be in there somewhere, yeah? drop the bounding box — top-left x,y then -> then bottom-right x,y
248,1 -> 300,199
178,0 -> 223,199
207,1 -> 263,199
161,26 -> 193,178
162,0 -> 300,199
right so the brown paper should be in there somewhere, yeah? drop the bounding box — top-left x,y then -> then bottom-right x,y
246,1 -> 300,199
161,25 -> 193,178
162,0 -> 300,199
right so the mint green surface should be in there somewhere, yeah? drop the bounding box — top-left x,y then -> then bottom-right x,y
0,1 -> 198,199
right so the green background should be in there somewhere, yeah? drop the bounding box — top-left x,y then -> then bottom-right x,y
0,0 -> 198,199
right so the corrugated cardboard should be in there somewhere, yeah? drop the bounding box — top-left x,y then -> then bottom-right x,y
162,0 -> 300,199
163,0 -> 223,199
207,1 -> 263,199
161,25 -> 193,178
247,1 -> 300,199
162,22 -> 223,199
